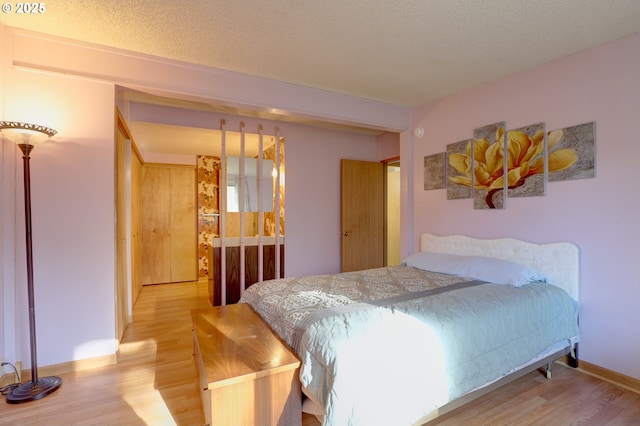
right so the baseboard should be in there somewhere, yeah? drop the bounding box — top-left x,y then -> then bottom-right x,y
17,354 -> 117,381
8,353 -> 637,397
559,356 -> 640,394
577,360 -> 640,394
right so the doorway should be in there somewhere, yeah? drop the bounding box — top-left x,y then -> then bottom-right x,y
340,158 -> 401,272
385,160 -> 401,266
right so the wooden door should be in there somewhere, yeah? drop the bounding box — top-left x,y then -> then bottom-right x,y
141,166 -> 172,284
340,159 -> 384,272
141,164 -> 197,284
169,166 -> 197,282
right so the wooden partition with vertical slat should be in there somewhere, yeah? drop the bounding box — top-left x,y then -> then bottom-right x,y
208,243 -> 284,305
209,121 -> 285,306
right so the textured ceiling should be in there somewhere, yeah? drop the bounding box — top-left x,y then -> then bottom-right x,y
3,0 -> 640,108
3,1 -> 640,154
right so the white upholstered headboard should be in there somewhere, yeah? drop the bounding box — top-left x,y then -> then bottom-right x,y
420,233 -> 579,301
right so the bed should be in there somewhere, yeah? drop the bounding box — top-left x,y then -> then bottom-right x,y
239,233 -> 580,425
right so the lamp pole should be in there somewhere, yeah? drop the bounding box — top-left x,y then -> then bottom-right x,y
19,143 -> 44,386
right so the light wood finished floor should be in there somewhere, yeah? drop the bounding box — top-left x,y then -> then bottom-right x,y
1,281 -> 211,425
3,280 -> 639,425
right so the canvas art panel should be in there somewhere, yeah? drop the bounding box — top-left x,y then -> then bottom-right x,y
548,122 -> 595,181
446,139 -> 473,199
424,152 -> 446,190
473,122 -> 506,209
506,122 -> 547,198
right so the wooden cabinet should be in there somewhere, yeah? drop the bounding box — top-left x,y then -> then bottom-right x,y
208,241 -> 284,305
141,164 -> 197,284
192,304 -> 301,426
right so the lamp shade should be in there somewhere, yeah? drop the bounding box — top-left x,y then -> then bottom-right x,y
0,121 -> 57,146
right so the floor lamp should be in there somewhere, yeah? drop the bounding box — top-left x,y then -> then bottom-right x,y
0,121 -> 63,403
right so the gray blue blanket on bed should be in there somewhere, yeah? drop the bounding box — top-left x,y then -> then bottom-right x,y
240,265 -> 579,425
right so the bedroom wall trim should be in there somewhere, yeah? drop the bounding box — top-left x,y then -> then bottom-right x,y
4,354 -> 116,384
567,359 -> 640,395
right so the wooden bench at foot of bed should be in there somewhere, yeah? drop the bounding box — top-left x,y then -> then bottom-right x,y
192,304 -> 302,426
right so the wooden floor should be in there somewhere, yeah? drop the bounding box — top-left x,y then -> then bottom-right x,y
304,367 -> 640,425
3,280 -> 640,425
424,365 -> 640,425
1,280 -> 211,425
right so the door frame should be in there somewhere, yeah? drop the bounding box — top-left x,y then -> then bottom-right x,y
383,157 -> 400,266
115,108 -> 143,339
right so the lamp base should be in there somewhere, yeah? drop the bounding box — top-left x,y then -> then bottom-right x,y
6,376 -> 62,404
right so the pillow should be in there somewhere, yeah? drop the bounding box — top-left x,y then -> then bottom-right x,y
402,252 -> 548,287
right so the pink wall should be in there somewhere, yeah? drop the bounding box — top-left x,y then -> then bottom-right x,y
285,124 -> 379,276
2,66 -> 117,367
410,32 -> 640,380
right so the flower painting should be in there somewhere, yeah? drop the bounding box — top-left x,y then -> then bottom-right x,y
425,119 -> 593,211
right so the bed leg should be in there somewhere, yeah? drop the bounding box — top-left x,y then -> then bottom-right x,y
568,344 -> 579,368
546,362 -> 553,379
